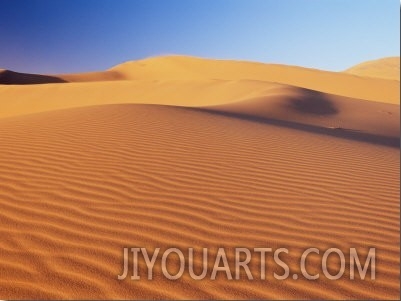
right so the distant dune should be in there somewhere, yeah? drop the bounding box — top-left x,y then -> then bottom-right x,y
0,56 -> 399,299
0,69 -> 66,84
1,56 -> 399,103
0,56 -> 399,121
345,57 -> 400,80
110,56 -> 400,103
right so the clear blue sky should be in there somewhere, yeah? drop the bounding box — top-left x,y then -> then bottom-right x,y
0,0 -> 399,74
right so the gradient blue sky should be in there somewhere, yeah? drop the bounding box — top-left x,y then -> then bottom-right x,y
0,0 -> 399,74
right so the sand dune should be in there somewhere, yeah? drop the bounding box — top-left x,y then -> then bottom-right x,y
0,56 -> 399,108
0,56 -> 399,120
109,56 -> 400,103
206,85 -> 399,142
345,57 -> 400,80
0,56 -> 399,299
0,69 -> 66,84
0,104 -> 398,299
0,68 -> 126,85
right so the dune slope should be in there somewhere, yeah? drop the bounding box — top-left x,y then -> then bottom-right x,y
206,85 -> 399,143
345,57 -> 400,80
110,55 -> 400,103
0,104 -> 399,299
0,56 -> 399,113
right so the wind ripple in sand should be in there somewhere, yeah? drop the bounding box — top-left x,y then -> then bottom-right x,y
0,104 -> 399,299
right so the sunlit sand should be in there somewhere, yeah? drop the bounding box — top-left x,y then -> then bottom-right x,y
0,56 -> 399,299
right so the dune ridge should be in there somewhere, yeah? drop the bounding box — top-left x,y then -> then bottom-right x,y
1,55 -> 399,104
345,57 -> 400,80
205,85 -> 399,142
110,55 -> 400,103
0,77 -> 398,145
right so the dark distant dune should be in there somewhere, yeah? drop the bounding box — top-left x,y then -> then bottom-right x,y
0,69 -> 125,85
0,69 -> 67,85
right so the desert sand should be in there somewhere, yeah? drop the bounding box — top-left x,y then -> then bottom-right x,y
0,56 -> 399,299
345,57 -> 400,80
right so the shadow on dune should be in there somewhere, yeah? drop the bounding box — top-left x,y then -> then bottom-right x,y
283,89 -> 339,115
214,87 -> 340,118
190,108 -> 399,148
0,70 -> 67,85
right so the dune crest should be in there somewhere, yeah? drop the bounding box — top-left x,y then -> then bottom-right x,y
110,55 -> 400,103
345,57 -> 400,80
205,85 -> 399,144
0,56 -> 399,122
1,55 -> 399,103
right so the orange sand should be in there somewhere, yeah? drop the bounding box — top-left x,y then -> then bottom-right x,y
344,57 -> 400,80
0,56 -> 399,299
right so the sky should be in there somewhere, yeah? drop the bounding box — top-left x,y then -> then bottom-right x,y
0,0 -> 399,74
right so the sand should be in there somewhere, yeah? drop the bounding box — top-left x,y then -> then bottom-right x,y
345,57 -> 400,80
0,56 -> 399,299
